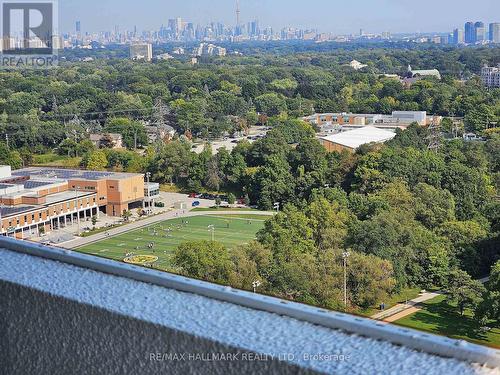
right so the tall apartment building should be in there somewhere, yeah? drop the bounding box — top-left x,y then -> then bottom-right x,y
465,22 -> 475,43
129,43 -> 153,61
481,65 -> 500,88
474,21 -> 485,43
489,23 -> 500,43
453,28 -> 464,44
194,43 -> 226,57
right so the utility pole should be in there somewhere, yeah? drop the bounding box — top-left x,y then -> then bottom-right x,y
5,134 -> 9,149
151,98 -> 170,151
342,251 -> 350,308
427,119 -> 442,153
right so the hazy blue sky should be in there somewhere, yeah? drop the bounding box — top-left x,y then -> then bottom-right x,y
60,0 -> 500,34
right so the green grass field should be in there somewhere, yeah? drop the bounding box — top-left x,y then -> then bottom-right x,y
77,215 -> 266,271
394,295 -> 500,348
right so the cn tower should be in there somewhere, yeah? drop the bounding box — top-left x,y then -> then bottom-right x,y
236,0 -> 241,26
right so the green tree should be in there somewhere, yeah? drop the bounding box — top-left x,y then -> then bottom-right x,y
86,150 -> 108,171
445,270 -> 486,316
475,261 -> 500,324
252,155 -> 295,209
91,215 -> 98,228
105,117 -> 147,149
254,93 -> 287,116
149,140 -> 192,185
121,209 -> 132,222
173,241 -> 233,284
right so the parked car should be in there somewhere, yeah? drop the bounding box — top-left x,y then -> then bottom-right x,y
192,201 -> 201,207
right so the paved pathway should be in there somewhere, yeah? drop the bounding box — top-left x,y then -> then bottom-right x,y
371,292 -> 442,321
60,209 -> 274,249
371,275 -> 491,322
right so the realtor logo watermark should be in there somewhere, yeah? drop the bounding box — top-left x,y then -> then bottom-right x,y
1,0 -> 58,68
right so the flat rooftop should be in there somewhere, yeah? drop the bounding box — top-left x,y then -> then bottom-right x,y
44,190 -> 96,205
321,126 -> 396,149
0,205 -> 41,218
11,167 -> 143,181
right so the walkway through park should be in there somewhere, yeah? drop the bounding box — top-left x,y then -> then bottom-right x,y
371,276 -> 490,322
370,292 -> 442,322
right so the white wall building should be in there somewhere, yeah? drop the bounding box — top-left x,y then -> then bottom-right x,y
481,65 -> 500,88
129,43 -> 153,61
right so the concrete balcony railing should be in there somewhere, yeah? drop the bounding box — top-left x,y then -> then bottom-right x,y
0,236 -> 499,374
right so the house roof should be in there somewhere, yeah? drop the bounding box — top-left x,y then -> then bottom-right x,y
320,126 -> 396,149
89,133 -> 122,142
411,69 -> 441,76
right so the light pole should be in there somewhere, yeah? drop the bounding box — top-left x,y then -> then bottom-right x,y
252,280 -> 261,293
273,202 -> 280,213
342,251 -> 350,309
208,224 -> 215,241
146,172 -> 151,211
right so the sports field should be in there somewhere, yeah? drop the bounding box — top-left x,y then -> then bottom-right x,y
77,215 -> 266,271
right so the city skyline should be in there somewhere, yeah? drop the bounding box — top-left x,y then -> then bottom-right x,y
60,0 -> 500,35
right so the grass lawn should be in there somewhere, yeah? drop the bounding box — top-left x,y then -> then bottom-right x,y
394,295 -> 500,348
76,215 -> 265,272
159,184 -> 183,193
359,287 -> 422,317
32,153 -> 82,168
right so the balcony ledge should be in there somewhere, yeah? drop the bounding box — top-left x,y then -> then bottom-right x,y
0,236 -> 498,374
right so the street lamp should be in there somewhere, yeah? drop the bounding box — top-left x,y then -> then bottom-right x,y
342,251 -> 350,308
208,224 -> 215,241
273,202 -> 280,212
145,172 -> 152,211
252,280 -> 261,293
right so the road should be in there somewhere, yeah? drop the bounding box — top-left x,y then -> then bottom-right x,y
60,209 -> 274,249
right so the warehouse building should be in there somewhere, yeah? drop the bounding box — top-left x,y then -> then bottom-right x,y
303,110 -> 441,133
319,126 -> 396,153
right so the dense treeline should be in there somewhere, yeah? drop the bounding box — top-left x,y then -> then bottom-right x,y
0,47 -> 498,163
152,117 -> 499,317
0,49 -> 498,317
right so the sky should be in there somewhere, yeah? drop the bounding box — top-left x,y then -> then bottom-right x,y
59,0 -> 500,35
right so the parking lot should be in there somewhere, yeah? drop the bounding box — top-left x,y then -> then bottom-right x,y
191,126 -> 269,154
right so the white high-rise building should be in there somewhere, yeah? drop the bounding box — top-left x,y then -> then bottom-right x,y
481,65 -> 500,88
129,43 -> 153,61
489,23 -> 500,43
